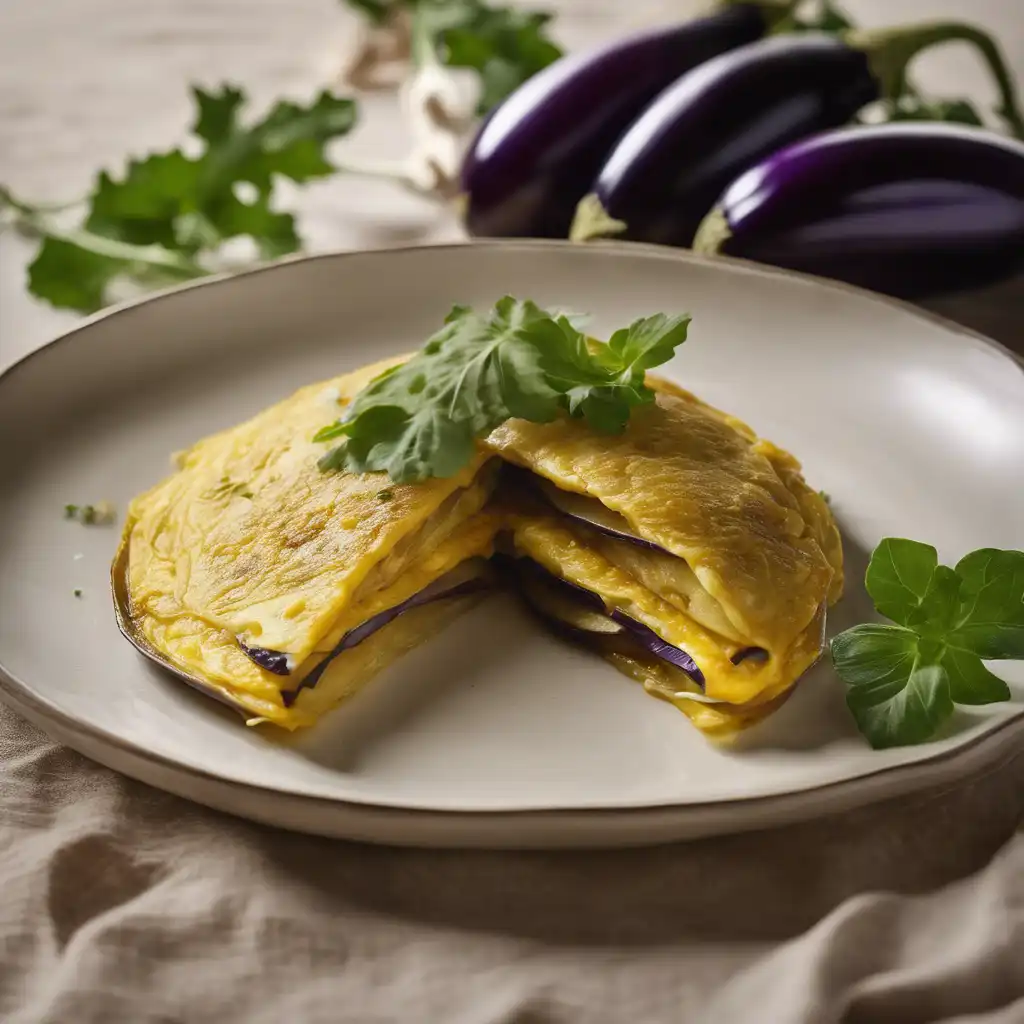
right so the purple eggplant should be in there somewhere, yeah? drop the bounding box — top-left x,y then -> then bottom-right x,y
509,556 -> 708,688
693,123 -> 1024,299
460,1 -> 783,239
573,22 -> 1024,247
573,34 -> 877,246
281,562 -> 492,706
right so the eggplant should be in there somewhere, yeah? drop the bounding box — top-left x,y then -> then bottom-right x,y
274,563 -> 492,705
460,1 -> 791,239
573,22 -> 1024,247
510,556 -> 707,688
693,123 -> 1024,299
535,477 -> 663,552
237,640 -> 293,677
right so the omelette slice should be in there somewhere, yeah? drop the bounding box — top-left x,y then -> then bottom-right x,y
485,377 -> 844,737
113,357 -> 500,730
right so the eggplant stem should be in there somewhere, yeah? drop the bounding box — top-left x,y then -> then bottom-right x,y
849,22 -> 1024,139
692,207 -> 733,255
569,193 -> 628,243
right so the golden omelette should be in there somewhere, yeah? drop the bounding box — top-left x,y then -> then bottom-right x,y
115,363 -> 842,738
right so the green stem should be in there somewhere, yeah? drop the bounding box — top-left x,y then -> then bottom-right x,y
1,190 -> 206,276
409,6 -> 441,68
0,185 -> 84,217
847,22 -> 1024,139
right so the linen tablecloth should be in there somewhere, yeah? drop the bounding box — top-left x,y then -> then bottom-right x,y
1,2 -> 1021,1021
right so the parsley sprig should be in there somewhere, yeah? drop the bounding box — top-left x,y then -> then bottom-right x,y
1,86 -> 357,313
315,297 -> 690,482
832,539 -> 1022,748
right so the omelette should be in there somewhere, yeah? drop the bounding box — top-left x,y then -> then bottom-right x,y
485,377 -> 843,737
115,343 -> 842,739
114,357 -> 500,730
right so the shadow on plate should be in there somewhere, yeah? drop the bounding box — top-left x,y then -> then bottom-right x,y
285,593 -> 540,773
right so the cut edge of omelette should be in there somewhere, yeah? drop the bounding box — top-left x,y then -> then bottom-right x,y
486,374 -> 844,738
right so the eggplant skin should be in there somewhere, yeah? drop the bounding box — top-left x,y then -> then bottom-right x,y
461,5 -> 766,240
589,34 -> 878,247
697,123 -> 1024,299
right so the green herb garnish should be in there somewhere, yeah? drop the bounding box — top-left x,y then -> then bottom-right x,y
63,501 -> 116,526
73,589 -> 83,599
377,489 -> 395,501
832,539 -> 1021,749
315,297 -> 690,483
2,86 -> 357,312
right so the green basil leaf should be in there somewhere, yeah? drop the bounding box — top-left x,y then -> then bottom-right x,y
832,624 -> 953,749
941,647 -> 1012,705
949,548 -> 1024,659
864,538 -> 938,625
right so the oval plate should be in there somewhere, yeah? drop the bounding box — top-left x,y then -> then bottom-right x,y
0,241 -> 1021,849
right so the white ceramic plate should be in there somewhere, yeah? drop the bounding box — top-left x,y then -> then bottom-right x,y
1,241 -> 1021,849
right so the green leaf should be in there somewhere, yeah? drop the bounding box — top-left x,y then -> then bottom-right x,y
316,297 -> 690,483
21,84 -> 356,312
86,153 -> 205,250
832,624 -> 953,749
340,0 -> 561,114
192,84 -> 246,144
27,227 -> 202,313
949,548 -> 1024,659
907,564 -> 963,637
557,313 -> 691,432
607,313 -> 692,378
28,237 -> 125,313
864,538 -> 938,625
444,8 -> 562,114
834,539 -> 1020,749
941,647 -> 1011,705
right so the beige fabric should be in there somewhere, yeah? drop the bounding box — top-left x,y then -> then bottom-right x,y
1,0 -> 1023,1020
1,707 -> 1022,1024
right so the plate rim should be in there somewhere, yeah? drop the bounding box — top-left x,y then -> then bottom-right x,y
2,670 -> 1022,847
1,239 -> 1022,845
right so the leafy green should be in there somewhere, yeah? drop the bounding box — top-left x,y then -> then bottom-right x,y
864,538 -> 937,624
442,5 -> 562,115
63,501 -> 116,526
342,0 -> 562,114
952,549 -> 1024,659
832,541 -> 1020,748
5,86 -> 357,312
315,297 -> 690,482
774,4 -> 1019,136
